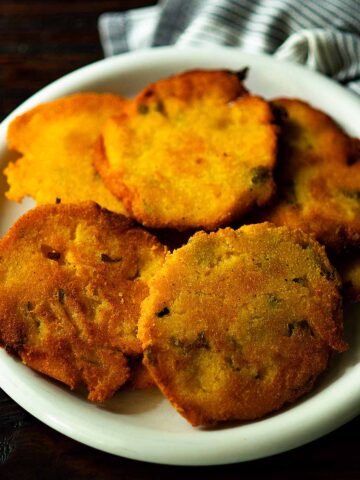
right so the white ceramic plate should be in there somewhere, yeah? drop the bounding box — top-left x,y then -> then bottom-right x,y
0,46 -> 360,466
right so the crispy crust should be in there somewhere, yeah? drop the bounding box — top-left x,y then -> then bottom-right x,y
139,223 -> 346,426
94,70 -> 278,230
5,93 -> 126,213
0,202 -> 166,401
262,98 -> 360,252
126,356 -> 156,390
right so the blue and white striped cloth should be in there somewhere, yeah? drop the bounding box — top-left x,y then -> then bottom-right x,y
99,0 -> 360,95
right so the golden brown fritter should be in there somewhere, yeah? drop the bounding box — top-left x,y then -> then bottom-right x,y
0,202 -> 166,401
139,223 -> 346,426
5,93 -> 126,213
126,356 -> 156,390
262,98 -> 360,252
94,70 -> 278,230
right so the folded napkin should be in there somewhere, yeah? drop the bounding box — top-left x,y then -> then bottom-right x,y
98,0 -> 360,95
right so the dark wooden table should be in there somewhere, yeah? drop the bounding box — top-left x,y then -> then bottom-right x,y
0,1 -> 360,478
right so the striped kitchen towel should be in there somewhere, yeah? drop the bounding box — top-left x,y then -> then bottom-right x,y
98,0 -> 360,95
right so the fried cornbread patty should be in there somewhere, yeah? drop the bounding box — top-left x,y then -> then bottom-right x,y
94,70 -> 277,230
263,98 -> 360,252
0,202 -> 166,401
139,223 -> 346,426
5,93 -> 126,214
127,357 -> 156,390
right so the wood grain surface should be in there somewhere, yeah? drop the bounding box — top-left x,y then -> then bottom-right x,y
0,1 -> 360,478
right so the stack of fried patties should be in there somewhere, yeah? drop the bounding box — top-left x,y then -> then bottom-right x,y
1,69 -> 357,426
